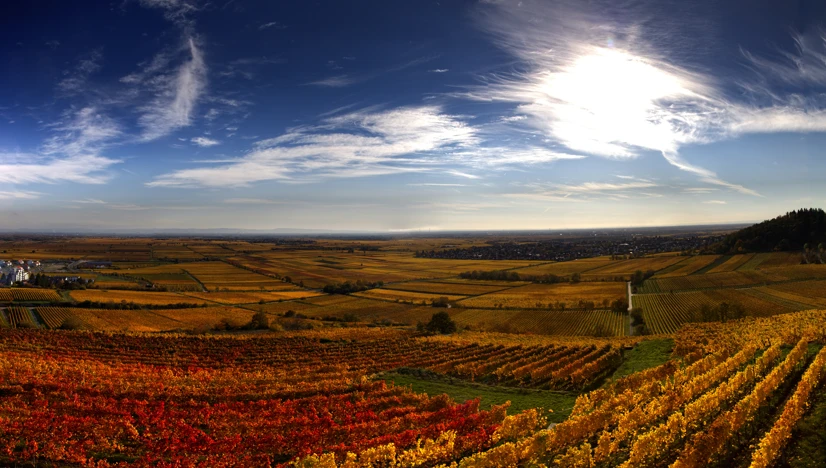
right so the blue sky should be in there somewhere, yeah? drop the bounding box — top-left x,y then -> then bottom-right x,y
2,0 -> 826,231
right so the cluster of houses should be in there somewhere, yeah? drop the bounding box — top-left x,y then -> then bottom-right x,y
0,259 -> 42,285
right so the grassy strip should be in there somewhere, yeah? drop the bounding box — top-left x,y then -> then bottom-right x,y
377,369 -> 577,423
603,338 -> 674,384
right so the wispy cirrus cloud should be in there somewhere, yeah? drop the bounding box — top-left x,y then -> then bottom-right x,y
0,154 -> 120,185
259,21 -> 285,30
191,136 -> 220,147
147,106 -> 479,187
0,107 -> 123,186
0,190 -> 41,201
137,0 -> 200,25
507,180 -> 660,202
306,75 -> 360,88
136,37 -> 207,141
41,107 -> 121,156
58,49 -> 103,95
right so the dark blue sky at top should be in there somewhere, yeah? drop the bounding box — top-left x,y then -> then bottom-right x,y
2,0 -> 826,231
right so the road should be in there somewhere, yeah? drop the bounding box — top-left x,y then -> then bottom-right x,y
627,281 -> 634,336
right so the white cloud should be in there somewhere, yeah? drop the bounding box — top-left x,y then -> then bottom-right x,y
703,200 -> 727,204
448,147 -> 585,166
0,191 -> 40,200
259,21 -> 285,30
0,154 -> 120,185
191,136 -> 220,147
429,69 -> 450,73
446,170 -> 481,179
0,107 -> 123,187
306,75 -> 359,88
506,180 -> 659,202
148,106 -> 478,187
73,198 -> 107,204
137,37 -> 207,141
41,107 -> 121,157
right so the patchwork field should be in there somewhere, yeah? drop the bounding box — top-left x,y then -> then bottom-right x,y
3,237 -> 826,339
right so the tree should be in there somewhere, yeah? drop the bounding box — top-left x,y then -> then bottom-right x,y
611,298 -> 629,314
629,308 -> 644,326
570,272 -> 581,284
250,312 -> 270,329
425,311 -> 457,334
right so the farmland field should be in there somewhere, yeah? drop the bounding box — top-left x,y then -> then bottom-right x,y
352,288 -> 468,303
655,255 -> 721,277
0,289 -> 63,302
181,290 -> 324,304
3,236 -> 826,339
458,282 -> 626,309
68,290 -> 211,306
382,280 -> 510,295
633,289 -> 797,334
68,306 -> 255,332
3,306 -> 35,328
35,307 -> 77,329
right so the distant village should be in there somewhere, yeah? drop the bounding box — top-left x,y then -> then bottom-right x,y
0,259 -> 91,288
0,259 -> 41,285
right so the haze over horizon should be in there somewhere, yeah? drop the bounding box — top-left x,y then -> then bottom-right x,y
3,0 -> 826,231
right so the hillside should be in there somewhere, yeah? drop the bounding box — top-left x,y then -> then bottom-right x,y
710,208 -> 826,254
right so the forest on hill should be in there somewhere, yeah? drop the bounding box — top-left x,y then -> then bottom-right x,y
709,208 -> 826,254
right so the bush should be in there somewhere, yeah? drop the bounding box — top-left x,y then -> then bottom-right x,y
247,312 -> 270,330
425,311 -> 457,334
58,316 -> 86,330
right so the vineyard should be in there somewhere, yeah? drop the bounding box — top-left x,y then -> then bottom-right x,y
0,289 -> 62,302
0,328 -> 631,466
633,290 -> 800,334
1,307 -> 36,328
35,307 -> 77,329
1,309 -> 825,466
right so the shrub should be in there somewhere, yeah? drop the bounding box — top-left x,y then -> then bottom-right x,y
58,316 -> 86,330
425,311 -> 457,334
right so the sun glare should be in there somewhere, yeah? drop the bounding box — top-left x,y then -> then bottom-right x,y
537,48 -> 695,157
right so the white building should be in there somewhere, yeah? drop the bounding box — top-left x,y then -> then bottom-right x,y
12,266 -> 29,284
